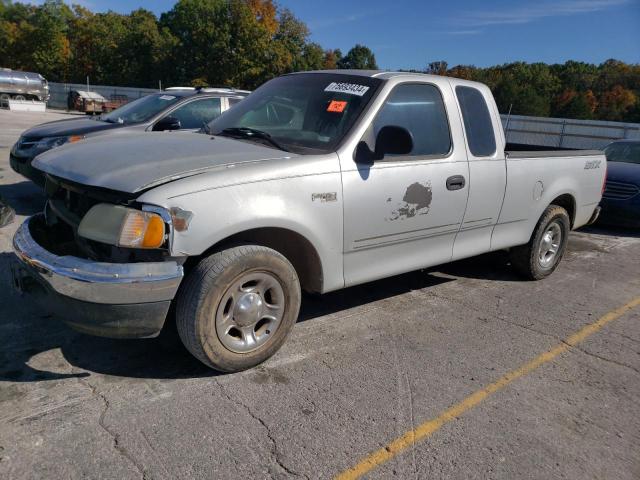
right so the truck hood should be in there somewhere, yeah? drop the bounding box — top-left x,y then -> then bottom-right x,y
22,117 -> 125,138
32,132 -> 295,193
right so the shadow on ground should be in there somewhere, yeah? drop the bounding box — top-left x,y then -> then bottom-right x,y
0,180 -> 46,216
1,220 -> 623,383
0,254 -> 481,382
580,223 -> 640,239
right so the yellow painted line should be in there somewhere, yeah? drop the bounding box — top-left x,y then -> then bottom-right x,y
336,296 -> 640,480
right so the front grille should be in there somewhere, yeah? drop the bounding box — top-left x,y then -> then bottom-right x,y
41,175 -> 167,262
44,175 -> 135,230
603,180 -> 639,200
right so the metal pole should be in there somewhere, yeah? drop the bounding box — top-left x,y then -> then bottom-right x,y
559,120 -> 566,148
86,75 -> 90,92
159,80 -> 162,92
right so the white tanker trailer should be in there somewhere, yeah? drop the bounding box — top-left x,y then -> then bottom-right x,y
0,68 -> 50,104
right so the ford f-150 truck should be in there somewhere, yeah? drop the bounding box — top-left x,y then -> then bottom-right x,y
12,71 -> 606,372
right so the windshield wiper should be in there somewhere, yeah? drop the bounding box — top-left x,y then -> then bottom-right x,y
219,127 -> 289,152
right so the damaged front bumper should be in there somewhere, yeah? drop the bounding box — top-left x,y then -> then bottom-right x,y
12,215 -> 184,338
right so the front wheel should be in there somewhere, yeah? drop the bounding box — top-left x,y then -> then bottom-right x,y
510,205 -> 570,280
176,245 -> 301,372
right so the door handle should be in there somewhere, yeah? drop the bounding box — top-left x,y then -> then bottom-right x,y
446,175 -> 466,191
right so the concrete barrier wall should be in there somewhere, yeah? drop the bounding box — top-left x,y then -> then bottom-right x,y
501,114 -> 640,149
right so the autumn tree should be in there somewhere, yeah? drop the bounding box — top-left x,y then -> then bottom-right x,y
598,85 -> 637,121
323,49 -> 342,69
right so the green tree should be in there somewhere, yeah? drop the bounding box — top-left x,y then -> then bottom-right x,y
426,60 -> 447,75
270,8 -> 309,76
297,42 -> 325,71
338,44 -> 377,70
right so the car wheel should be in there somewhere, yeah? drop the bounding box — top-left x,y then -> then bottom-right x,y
510,205 -> 570,280
176,245 -> 301,372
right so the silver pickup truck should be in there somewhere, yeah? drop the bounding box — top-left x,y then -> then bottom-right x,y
12,71 -> 606,372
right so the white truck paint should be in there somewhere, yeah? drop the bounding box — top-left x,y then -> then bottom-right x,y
13,71 -> 606,370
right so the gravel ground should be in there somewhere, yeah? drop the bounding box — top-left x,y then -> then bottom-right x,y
0,109 -> 639,480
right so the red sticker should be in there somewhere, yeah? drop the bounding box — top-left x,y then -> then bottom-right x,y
327,100 -> 347,113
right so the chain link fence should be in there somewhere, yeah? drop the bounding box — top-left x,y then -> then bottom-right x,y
47,82 -> 159,110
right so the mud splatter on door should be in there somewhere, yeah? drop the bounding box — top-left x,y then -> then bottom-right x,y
388,182 -> 432,221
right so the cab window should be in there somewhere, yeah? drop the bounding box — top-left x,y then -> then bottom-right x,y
455,86 -> 496,157
169,97 -> 222,129
372,83 -> 451,157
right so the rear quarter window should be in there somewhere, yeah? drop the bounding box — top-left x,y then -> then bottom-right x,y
455,86 -> 496,157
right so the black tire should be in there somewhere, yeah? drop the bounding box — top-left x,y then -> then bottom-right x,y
176,245 -> 301,372
510,205 -> 570,280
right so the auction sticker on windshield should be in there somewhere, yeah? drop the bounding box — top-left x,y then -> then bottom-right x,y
324,82 -> 370,96
327,100 -> 348,113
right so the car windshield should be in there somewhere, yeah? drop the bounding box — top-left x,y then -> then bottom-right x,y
101,93 -> 183,124
604,142 -> 640,165
208,73 -> 382,154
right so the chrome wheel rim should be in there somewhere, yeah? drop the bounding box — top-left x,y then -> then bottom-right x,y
538,221 -> 562,268
215,272 -> 285,353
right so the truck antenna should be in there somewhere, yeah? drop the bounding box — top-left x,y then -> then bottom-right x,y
504,103 -> 513,142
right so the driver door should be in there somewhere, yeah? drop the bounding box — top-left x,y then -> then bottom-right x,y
341,82 -> 470,286
155,97 -> 223,131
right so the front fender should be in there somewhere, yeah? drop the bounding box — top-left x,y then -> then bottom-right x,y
139,172 -> 345,293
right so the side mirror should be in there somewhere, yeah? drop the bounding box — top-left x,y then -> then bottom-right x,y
153,116 -> 181,132
375,125 -> 413,157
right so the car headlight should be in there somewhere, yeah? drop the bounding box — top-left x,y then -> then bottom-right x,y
78,204 -> 167,249
32,135 -> 83,154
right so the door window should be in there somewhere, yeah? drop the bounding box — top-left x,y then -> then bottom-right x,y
455,86 -> 496,157
372,84 -> 451,157
168,97 -> 222,129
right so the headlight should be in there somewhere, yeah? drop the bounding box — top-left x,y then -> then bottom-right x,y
32,135 -> 83,154
78,204 -> 167,249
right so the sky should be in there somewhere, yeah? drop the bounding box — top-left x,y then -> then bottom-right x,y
31,0 -> 640,69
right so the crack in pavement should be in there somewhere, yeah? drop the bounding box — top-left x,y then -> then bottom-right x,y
76,376 -> 148,479
564,343 -> 640,376
214,377 -> 309,479
611,331 -> 640,346
480,309 -> 640,377
420,290 -> 640,377
389,333 -> 418,480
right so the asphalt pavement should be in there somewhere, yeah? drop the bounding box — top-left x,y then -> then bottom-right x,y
0,109 -> 639,480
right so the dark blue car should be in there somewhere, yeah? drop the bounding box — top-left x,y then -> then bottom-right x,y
599,140 -> 640,228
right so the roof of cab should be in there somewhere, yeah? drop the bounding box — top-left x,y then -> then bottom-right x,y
289,69 -> 488,89
291,69 -> 440,81
158,88 -> 249,98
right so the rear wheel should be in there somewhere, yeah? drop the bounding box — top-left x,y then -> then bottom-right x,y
12,94 -> 26,101
176,245 -> 301,372
510,205 -> 570,280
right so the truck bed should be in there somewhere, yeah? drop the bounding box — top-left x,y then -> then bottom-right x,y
505,142 -> 603,158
